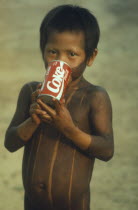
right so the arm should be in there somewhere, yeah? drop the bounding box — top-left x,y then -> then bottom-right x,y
5,118 -> 39,152
37,89 -> 114,161
62,89 -> 114,161
4,83 -> 44,152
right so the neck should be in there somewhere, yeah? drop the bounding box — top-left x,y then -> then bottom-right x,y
67,75 -> 84,90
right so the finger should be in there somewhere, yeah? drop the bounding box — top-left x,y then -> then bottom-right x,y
41,114 -> 52,121
30,102 -> 41,109
30,108 -> 47,116
31,114 -> 41,125
37,99 -> 56,117
31,94 -> 36,103
52,98 -> 61,113
40,113 -> 53,124
33,89 -> 41,97
42,118 -> 52,124
30,103 -> 42,112
32,89 -> 41,103
36,83 -> 42,89
60,98 -> 65,105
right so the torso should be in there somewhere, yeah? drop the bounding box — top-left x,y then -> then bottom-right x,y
23,78 -> 96,210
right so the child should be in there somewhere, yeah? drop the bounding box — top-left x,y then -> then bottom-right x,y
5,5 -> 114,210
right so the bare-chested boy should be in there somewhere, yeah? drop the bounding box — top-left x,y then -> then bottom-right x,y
5,5 -> 114,210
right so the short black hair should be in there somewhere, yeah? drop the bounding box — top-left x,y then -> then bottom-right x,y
40,5 -> 100,60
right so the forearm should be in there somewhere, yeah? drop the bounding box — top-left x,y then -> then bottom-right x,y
5,117 -> 39,152
63,126 -> 114,161
17,117 -> 39,141
85,134 -> 114,161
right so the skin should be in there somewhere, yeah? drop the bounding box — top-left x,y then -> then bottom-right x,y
5,30 -> 114,210
17,30 -> 98,143
28,30 -> 113,157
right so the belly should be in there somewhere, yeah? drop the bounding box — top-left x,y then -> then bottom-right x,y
22,125 -> 94,209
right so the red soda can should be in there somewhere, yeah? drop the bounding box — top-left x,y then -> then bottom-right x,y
38,60 -> 72,107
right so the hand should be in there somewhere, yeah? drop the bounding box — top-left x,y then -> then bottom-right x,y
29,102 -> 45,125
31,83 -> 42,103
30,83 -> 51,125
37,98 -> 75,134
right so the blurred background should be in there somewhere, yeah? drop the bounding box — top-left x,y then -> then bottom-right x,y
0,0 -> 137,209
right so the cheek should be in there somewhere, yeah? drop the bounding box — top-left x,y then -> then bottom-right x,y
71,62 -> 86,79
43,58 -> 47,69
43,54 -> 52,70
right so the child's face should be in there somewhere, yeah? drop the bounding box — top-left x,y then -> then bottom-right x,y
43,30 -> 93,80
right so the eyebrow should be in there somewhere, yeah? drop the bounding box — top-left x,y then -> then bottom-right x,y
46,46 -> 84,52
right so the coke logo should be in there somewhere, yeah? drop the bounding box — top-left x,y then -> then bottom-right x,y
47,66 -> 66,93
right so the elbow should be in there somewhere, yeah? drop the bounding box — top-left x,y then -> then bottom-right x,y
5,147 -> 16,153
4,134 -> 13,153
101,139 -> 114,162
102,148 -> 114,162
5,147 -> 15,153
4,141 -> 16,153
4,131 -> 18,153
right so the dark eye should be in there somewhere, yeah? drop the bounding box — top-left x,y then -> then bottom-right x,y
48,50 -> 57,54
69,52 -> 76,57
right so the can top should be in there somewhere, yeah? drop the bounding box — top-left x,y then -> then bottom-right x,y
48,60 -> 71,69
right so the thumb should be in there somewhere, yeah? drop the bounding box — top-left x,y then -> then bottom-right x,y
37,83 -> 42,90
60,98 -> 65,105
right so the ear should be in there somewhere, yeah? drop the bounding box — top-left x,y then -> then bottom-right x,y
86,48 -> 98,66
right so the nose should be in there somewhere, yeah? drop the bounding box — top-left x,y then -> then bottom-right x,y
56,53 -> 68,63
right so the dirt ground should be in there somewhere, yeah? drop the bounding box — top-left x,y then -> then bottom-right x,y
0,0 -> 137,209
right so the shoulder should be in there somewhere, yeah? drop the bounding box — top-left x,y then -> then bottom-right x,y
86,84 -> 112,111
17,81 -> 41,104
21,81 -> 41,93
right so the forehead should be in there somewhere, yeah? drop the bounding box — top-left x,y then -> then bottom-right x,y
46,30 -> 85,49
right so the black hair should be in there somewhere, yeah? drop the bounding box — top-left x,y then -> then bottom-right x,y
40,5 -> 100,60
